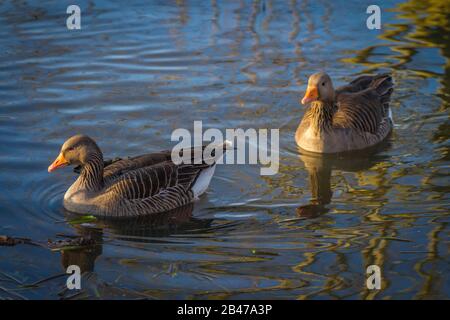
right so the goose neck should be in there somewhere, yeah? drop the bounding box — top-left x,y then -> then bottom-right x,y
309,100 -> 336,134
78,153 -> 104,192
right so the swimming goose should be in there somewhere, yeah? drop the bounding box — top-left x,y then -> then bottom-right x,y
48,135 -> 231,218
295,72 -> 394,153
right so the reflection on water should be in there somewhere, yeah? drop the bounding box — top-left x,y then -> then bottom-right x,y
0,0 -> 449,299
60,205 -> 202,272
296,140 -> 392,218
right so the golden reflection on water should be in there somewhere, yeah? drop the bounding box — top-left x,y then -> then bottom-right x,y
336,1 -> 449,299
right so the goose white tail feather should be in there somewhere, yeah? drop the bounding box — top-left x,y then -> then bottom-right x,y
191,140 -> 232,198
388,108 -> 394,125
192,165 -> 216,198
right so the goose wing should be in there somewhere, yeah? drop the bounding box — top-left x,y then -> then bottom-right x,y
333,91 -> 386,134
103,142 -> 230,184
335,75 -> 377,95
104,142 -> 230,199
335,73 -> 391,95
108,160 -> 210,200
333,74 -> 393,134
103,152 -> 172,182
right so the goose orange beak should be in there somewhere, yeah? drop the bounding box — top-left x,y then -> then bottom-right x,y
301,86 -> 319,105
48,153 -> 68,173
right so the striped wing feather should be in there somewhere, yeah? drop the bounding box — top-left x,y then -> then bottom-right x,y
335,75 -> 376,94
333,90 -> 385,134
333,74 -> 392,134
93,143 -> 229,216
103,144 -> 225,190
108,160 -> 210,200
103,152 -> 172,183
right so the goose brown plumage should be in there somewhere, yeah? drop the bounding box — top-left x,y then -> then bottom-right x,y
295,72 -> 394,153
48,135 -> 231,218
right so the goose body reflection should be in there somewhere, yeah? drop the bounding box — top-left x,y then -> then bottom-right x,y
297,141 -> 392,218
60,204 -> 210,271
58,204 -> 211,299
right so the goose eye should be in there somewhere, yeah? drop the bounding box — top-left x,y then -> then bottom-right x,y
322,82 -> 325,86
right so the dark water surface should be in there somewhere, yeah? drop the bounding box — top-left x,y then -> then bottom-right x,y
0,0 -> 449,299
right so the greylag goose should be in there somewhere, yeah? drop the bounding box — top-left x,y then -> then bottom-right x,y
295,72 -> 394,153
48,135 -> 231,218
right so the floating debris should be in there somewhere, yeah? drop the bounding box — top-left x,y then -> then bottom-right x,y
0,235 -> 40,247
68,215 -> 97,226
1,233 -> 99,252
47,237 -> 98,251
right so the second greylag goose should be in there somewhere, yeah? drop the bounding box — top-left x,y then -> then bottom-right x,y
295,72 -> 394,153
48,135 -> 231,218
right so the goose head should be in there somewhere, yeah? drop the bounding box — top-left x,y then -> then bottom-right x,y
301,72 -> 335,105
48,135 -> 101,173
